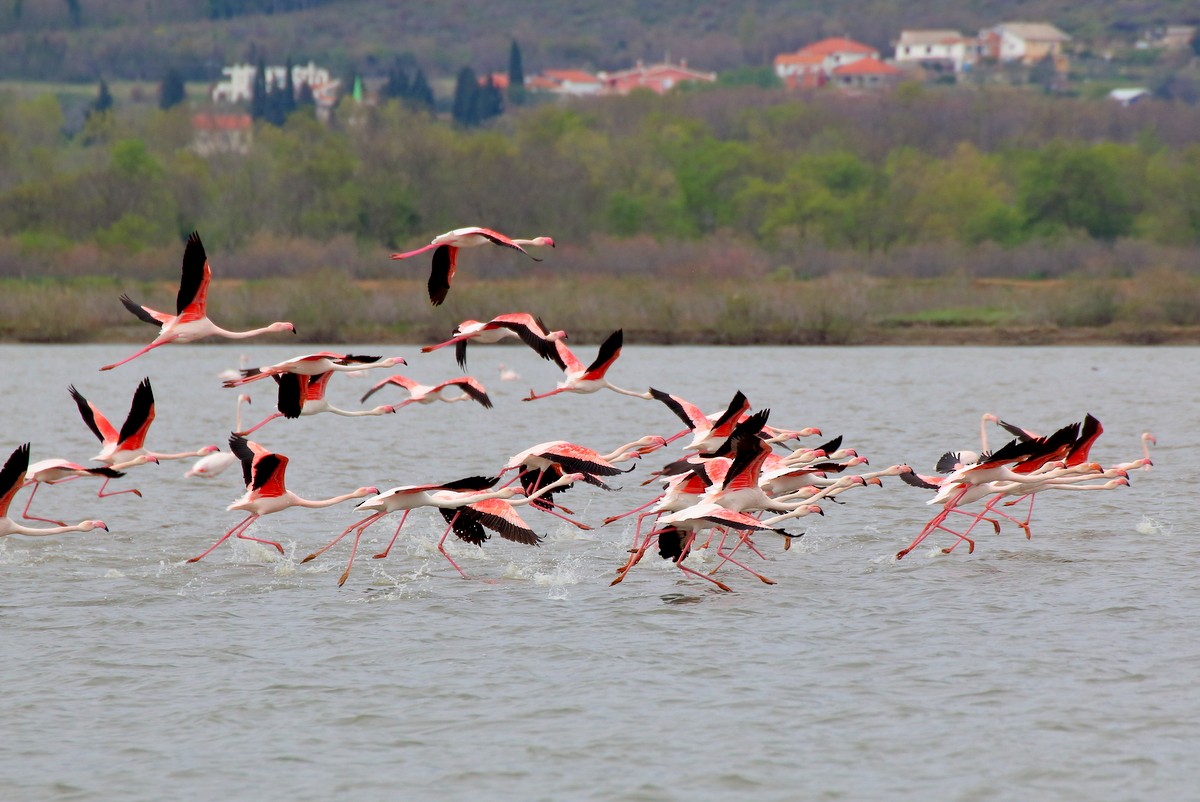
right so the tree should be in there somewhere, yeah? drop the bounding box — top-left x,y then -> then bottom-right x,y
159,68 -> 186,110
281,57 -> 297,118
1018,142 -> 1138,241
507,39 -> 526,106
65,0 -> 81,27
474,75 -> 504,124
409,67 -> 434,111
451,66 -> 479,126
250,57 -> 268,121
297,81 -> 315,108
384,65 -> 410,101
93,80 -> 113,115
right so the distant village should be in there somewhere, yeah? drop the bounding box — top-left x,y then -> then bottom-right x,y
192,20 -> 1197,153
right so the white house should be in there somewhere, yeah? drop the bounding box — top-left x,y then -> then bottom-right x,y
984,22 -> 1071,65
894,30 -> 982,73
211,61 -> 337,105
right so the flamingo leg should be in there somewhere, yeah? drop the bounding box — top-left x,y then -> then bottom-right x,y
99,336 -> 178,371
522,387 -> 566,402
612,532 -> 659,585
188,514 -> 257,563
436,512 -> 470,579
236,412 -> 283,436
338,520 -> 377,587
371,509 -> 411,560
235,524 -> 285,555
602,495 -> 662,526
302,513 -> 380,563
712,539 -> 776,585
20,482 -> 67,526
531,506 -> 592,531
97,475 -> 143,499
673,533 -> 732,592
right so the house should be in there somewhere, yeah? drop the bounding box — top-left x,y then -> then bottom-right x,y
529,69 -> 605,96
192,113 -> 252,155
1158,25 -> 1196,50
211,61 -> 340,111
982,22 -> 1071,65
893,30 -> 982,73
1109,87 -> 1150,106
598,59 -> 717,94
774,37 -> 880,88
832,57 -> 902,89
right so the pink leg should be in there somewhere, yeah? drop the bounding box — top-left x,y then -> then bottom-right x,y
21,482 -> 67,526
436,512 -> 470,579
188,514 -> 257,563
372,510 -> 411,560
673,533 -> 733,592
99,337 -> 176,371
532,505 -> 592,530
602,495 -> 662,526
235,525 -> 285,555
236,412 -> 283,436
713,541 -> 776,585
302,513 -> 381,563
338,521 -> 375,587
612,531 -> 660,584
522,387 -> 566,402
97,475 -> 143,499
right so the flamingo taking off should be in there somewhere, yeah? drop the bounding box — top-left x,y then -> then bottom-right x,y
184,394 -> 252,478
100,232 -> 295,371
18,458 -> 124,526
420,313 -> 565,369
359,374 -> 493,410
524,329 -> 651,402
390,227 -> 555,306
1,444 -> 108,539
70,378 -> 218,496
221,352 -> 406,388
235,372 -> 396,436
187,435 -> 378,563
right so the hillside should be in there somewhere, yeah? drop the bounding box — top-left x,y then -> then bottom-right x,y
1,0 -> 1196,82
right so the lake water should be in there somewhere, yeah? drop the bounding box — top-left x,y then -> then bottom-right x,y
1,343 -> 1195,802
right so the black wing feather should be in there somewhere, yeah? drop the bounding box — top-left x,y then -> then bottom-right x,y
117,378 -> 154,445
120,294 -> 162,327
69,385 -> 105,443
176,231 -> 207,315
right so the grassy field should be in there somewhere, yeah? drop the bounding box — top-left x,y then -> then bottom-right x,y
3,273 -> 1198,347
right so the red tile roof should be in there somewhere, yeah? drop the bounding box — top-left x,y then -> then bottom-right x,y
800,37 -> 879,57
832,57 -> 901,75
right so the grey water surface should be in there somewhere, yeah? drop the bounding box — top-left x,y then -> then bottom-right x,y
0,343 -> 1195,802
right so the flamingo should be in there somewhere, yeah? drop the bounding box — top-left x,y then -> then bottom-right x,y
235,372 -> 396,436
524,329 -> 651,401
498,364 -> 520,382
502,435 -> 666,513
359,374 -> 493,410
19,458 -> 124,525
187,435 -> 378,563
221,352 -> 406,388
420,313 -> 566,369
100,232 -> 295,371
184,394 -> 253,478
1,444 -> 108,539
649,388 -> 751,449
70,378 -> 216,496
389,227 -> 555,306
303,472 -> 580,585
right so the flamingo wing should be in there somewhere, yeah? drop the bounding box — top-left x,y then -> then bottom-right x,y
475,229 -> 540,260
251,453 -> 288,497
175,231 -> 212,322
1065,414 -> 1103,467
119,294 -> 171,327
708,390 -> 752,440
439,507 -> 490,546
442,378 -> 493,409
540,443 -> 629,477
582,329 -> 624,379
0,442 -> 31,517
438,475 -> 501,492
649,388 -> 707,431
428,245 -> 458,306
360,375 -> 415,404
69,385 -> 118,444
276,373 -> 306,419
461,499 -> 541,545
721,411 -> 774,491
494,316 -> 560,363
899,469 -> 941,490
228,434 -> 257,487
117,378 -> 155,450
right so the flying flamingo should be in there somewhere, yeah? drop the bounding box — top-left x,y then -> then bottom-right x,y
649,388 -> 751,450
221,352 -> 407,388
19,458 -> 124,525
235,372 -> 396,436
100,232 -> 295,370
187,435 -> 378,563
70,378 -> 217,496
185,394 -> 253,478
420,313 -> 566,369
359,374 -> 493,410
1,444 -> 108,539
524,329 -> 651,401
303,472 -> 580,585
390,227 -> 555,306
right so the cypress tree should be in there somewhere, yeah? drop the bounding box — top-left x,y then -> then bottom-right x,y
159,68 -> 187,110
507,39 -> 526,105
94,79 -> 113,114
451,66 -> 479,126
282,56 -> 297,118
409,67 -> 434,111
250,57 -> 268,120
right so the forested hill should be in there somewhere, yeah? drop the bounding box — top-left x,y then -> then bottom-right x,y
1,0 -> 1196,82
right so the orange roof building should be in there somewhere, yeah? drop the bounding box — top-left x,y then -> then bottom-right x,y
774,37 -> 883,88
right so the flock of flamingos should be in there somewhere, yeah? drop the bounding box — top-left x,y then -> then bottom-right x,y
0,227 -> 1156,591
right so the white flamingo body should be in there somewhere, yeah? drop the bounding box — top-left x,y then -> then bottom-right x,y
0,444 -> 108,538
391,228 -> 555,306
